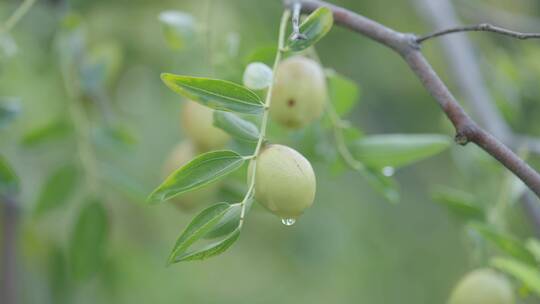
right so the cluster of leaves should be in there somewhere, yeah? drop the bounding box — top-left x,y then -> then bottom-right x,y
0,12 -> 135,298
0,1 -> 456,274
433,176 -> 540,298
153,4 -> 540,301
148,7 -> 337,264
149,6 -> 454,265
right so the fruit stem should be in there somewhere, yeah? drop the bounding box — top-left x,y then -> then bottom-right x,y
238,9 -> 291,228
304,46 -> 364,170
327,99 -> 364,171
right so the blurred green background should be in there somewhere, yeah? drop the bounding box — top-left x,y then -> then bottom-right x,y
2,0 -> 540,303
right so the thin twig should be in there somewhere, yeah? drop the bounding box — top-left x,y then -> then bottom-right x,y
327,95 -> 363,171
417,23 -> 540,44
0,0 -> 37,35
289,2 -> 306,41
60,50 -> 100,193
414,1 -> 540,155
283,0 -> 540,200
308,48 -> 364,171
415,0 -> 510,141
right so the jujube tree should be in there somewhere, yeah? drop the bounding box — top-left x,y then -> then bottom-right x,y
3,0 -> 540,303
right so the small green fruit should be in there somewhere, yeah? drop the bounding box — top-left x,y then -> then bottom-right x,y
249,144 -> 316,219
163,141 -> 219,210
181,101 -> 230,151
270,56 -> 327,129
448,268 -> 514,304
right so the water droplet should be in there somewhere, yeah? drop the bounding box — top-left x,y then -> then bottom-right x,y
382,166 -> 395,177
281,218 -> 296,226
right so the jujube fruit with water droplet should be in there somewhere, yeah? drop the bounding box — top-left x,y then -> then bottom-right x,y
269,56 -> 327,129
448,268 -> 514,304
181,101 -> 230,151
249,144 -> 316,219
163,140 -> 220,210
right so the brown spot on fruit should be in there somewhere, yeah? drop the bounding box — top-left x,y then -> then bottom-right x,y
269,56 -> 327,129
287,99 -> 296,107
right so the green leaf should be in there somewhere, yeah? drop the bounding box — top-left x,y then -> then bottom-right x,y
48,245 -> 70,303
168,203 -> 239,264
69,200 -> 108,281
470,222 -> 536,265
526,238 -> 540,263
343,126 -> 364,142
0,97 -> 21,129
327,71 -> 360,116
99,164 -> 148,203
93,125 -> 137,150
0,155 -> 19,197
178,229 -> 240,262
351,134 -> 451,169
160,74 -> 264,114
431,187 -> 485,221
35,165 -> 79,216
148,150 -> 245,203
204,202 -> 242,239
286,7 -> 334,52
213,111 -> 260,142
21,119 -> 72,147
492,257 -> 540,296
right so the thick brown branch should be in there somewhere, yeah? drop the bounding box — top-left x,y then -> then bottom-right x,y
283,0 -> 540,199
416,23 -> 540,44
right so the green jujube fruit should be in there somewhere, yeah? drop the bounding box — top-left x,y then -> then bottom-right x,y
269,56 -> 327,129
448,268 -> 515,304
181,101 -> 230,151
249,144 -> 316,219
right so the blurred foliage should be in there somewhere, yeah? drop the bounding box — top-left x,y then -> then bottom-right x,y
1,0 -> 540,303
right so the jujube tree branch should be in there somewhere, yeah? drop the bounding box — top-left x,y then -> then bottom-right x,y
283,0 -> 540,199
416,23 -> 540,44
414,0 -> 540,235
